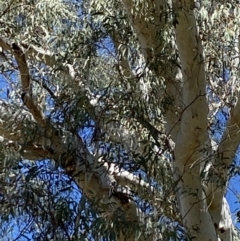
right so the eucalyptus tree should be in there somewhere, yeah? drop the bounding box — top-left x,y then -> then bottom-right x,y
0,0 -> 239,240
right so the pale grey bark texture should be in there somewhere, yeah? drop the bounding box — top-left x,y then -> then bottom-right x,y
120,0 -> 239,240
0,0 -> 240,240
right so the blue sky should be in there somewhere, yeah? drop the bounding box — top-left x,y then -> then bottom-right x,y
0,40 -> 240,239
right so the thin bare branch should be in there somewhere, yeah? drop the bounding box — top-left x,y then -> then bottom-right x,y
0,38 -> 47,127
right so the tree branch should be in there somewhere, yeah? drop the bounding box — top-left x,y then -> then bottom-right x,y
206,94 -> 240,240
218,94 -> 240,167
0,100 -> 163,236
0,35 -> 167,235
121,0 -> 182,141
171,1 -> 216,239
0,38 -> 46,127
172,0 -> 209,158
1,37 -> 160,158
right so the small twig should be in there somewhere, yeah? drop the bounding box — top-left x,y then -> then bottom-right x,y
167,93 -> 207,137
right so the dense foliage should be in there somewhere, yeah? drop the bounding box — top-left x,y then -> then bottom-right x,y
0,0 -> 240,240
